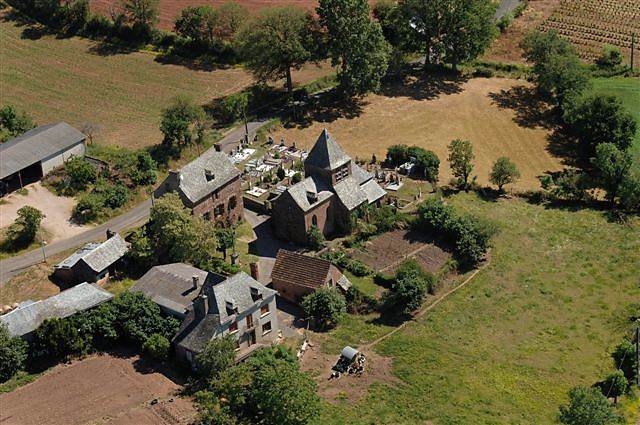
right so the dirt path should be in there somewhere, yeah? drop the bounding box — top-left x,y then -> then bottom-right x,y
0,182 -> 90,242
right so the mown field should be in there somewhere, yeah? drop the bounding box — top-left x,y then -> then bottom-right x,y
315,192 -> 640,424
275,77 -> 564,191
0,12 -> 328,149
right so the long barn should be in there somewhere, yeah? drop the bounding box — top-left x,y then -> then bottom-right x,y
0,122 -> 86,195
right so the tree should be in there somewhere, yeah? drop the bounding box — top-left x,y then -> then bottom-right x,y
142,333 -> 170,361
80,123 -> 102,145
385,259 -> 430,314
213,2 -> 249,41
160,96 -> 206,152
408,147 -> 439,184
122,0 -> 159,38
236,7 -> 314,94
448,139 -> 474,189
564,95 -> 637,156
276,166 -> 286,181
215,226 -> 235,260
440,0 -> 497,72
31,317 -> 90,362
301,287 -> 346,329
318,0 -> 390,96
306,225 -> 325,250
251,359 -> 321,425
126,227 -> 155,270
600,370 -> 628,404
174,5 -> 218,48
0,323 -> 28,383
399,0 -> 446,66
129,151 -> 157,186
521,30 -> 589,107
612,339 -> 638,383
196,335 -> 237,379
7,206 -> 45,248
0,105 -> 35,143
593,143 -> 633,206
490,156 -> 520,192
386,144 -> 409,166
65,156 -> 97,191
596,44 -> 624,69
558,386 -> 623,425
292,172 -> 302,184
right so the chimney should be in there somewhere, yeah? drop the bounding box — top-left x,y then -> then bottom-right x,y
194,294 -> 208,319
306,190 -> 318,204
205,169 -> 215,182
249,262 -> 259,282
106,228 -> 115,239
192,275 -> 200,290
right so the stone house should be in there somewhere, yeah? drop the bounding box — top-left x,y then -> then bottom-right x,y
155,151 -> 243,225
53,230 -> 128,285
172,271 -> 279,368
271,129 -> 386,245
270,249 -> 352,304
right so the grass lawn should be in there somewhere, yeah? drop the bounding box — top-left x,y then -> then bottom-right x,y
275,77 -> 564,191
315,193 -> 639,424
0,9 -> 329,149
343,271 -> 383,299
589,77 -> 640,162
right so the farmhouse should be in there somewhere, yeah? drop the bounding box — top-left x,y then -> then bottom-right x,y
271,129 -> 386,244
0,282 -> 114,338
53,231 -> 129,284
155,151 -> 243,225
0,122 -> 86,195
173,271 -> 278,368
130,263 -> 227,320
271,249 -> 352,304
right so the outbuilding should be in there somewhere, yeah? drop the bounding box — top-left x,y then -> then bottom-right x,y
0,122 -> 86,195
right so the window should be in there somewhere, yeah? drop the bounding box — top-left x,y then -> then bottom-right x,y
214,204 -> 224,217
229,321 -> 238,334
328,279 -> 333,287
203,212 -> 211,221
260,304 -> 270,317
311,215 -> 318,226
228,196 -> 237,211
262,321 -> 272,335
246,314 -> 254,328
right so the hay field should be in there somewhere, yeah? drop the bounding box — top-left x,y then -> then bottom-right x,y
0,13 -> 328,149
275,77 -> 564,191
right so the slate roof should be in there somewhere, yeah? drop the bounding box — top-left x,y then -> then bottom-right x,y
130,263 -> 225,317
177,151 -> 240,203
304,129 -> 351,171
55,234 -> 128,272
333,176 -> 368,211
360,179 -> 387,204
286,176 -> 334,212
352,164 -> 373,185
174,272 -> 277,353
271,249 -> 333,290
0,283 -> 114,337
1,122 -> 85,179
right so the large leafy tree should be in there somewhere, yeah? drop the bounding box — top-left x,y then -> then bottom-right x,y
441,0 -> 497,72
318,0 -> 390,97
174,6 -> 218,47
196,335 -> 237,380
385,259 -> 430,314
301,287 -> 347,329
7,206 -> 45,248
600,370 -> 628,405
612,339 -> 638,383
0,105 -> 35,142
122,0 -> 159,33
564,95 -> 637,156
398,0 -> 446,66
558,386 -> 624,425
160,95 -> 206,151
236,6 -> 315,94
447,138 -> 474,189
212,2 -> 249,41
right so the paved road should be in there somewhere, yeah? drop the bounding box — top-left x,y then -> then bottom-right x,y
0,121 -> 268,284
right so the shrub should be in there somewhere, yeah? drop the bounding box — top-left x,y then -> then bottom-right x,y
346,259 -> 371,277
276,166 -> 286,181
558,386 -> 623,425
6,206 -> 44,248
540,170 -> 592,202
345,286 -> 377,314
306,225 -> 325,250
291,172 -> 302,184
142,333 -> 170,361
73,193 -> 105,223
93,180 -> 131,209
31,317 -> 92,363
65,157 -> 97,191
0,323 -> 28,383
128,151 -> 157,186
596,44 -> 623,69
612,339 -> 637,383
489,156 -> 520,191
598,370 -> 627,404
196,335 -> 237,379
384,259 -> 431,314
301,287 -> 346,329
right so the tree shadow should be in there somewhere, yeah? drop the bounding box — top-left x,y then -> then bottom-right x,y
0,8 -> 56,40
281,89 -> 367,130
488,85 -> 558,130
87,41 -> 137,56
154,52 -> 232,72
379,66 -> 468,102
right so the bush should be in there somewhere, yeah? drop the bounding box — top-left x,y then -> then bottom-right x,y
345,286 -> 377,314
540,170 -> 592,202
306,225 -> 325,250
128,151 -> 157,186
93,180 -> 131,209
31,317 -> 92,363
301,287 -> 346,329
383,259 -> 431,315
596,44 -> 624,69
65,157 -> 97,191
142,333 -> 170,361
73,192 -> 105,223
559,385 -> 623,425
6,206 -> 44,248
196,335 -> 237,379
291,172 -> 303,184
0,323 -> 28,383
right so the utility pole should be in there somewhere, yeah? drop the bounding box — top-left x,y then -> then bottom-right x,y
243,105 -> 249,145
636,326 -> 639,387
40,233 -> 47,263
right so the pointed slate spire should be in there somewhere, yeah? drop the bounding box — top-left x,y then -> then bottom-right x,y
304,128 -> 351,170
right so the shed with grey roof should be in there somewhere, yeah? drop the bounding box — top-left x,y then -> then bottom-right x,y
54,231 -> 129,284
1,122 -> 86,195
0,283 -> 113,338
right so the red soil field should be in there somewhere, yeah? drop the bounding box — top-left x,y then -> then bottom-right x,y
89,0 -> 319,31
